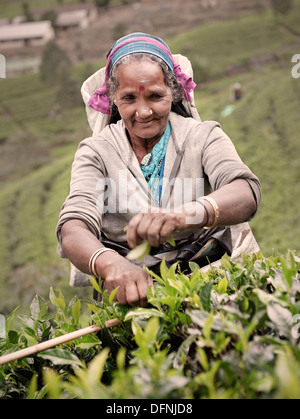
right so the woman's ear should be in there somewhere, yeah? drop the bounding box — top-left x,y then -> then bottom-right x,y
109,104 -> 121,124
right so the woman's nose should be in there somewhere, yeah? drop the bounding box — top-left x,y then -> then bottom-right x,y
136,101 -> 152,118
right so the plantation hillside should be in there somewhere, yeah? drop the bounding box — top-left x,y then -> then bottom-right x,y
0,0 -> 136,20
1,1 -> 300,314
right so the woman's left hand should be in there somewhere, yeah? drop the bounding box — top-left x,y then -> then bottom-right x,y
126,202 -> 205,248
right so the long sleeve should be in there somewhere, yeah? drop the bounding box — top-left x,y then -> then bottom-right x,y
201,124 -> 261,215
56,139 -> 106,255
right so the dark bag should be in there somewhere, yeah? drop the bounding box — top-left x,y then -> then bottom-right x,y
100,226 -> 232,275
93,227 -> 232,301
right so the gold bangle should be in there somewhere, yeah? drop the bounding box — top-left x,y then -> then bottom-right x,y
196,199 -> 209,227
89,248 -> 118,278
201,196 -> 219,229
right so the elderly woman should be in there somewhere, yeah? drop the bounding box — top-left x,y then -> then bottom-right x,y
56,33 -> 261,307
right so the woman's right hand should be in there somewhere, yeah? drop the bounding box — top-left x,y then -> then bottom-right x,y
61,220 -> 153,307
96,252 -> 153,307
126,201 -> 206,249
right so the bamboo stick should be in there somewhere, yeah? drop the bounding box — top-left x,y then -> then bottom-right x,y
0,318 -> 120,366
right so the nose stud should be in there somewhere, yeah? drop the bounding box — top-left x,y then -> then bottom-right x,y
135,109 -> 153,117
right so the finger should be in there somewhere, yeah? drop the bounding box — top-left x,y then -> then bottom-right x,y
105,277 -> 126,305
115,285 -> 127,305
159,215 -> 180,242
136,275 -> 152,307
136,213 -> 158,245
147,229 -> 163,247
147,214 -> 178,246
126,212 -> 144,248
138,210 -> 169,247
125,282 -> 140,306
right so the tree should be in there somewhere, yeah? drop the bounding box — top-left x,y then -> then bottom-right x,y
22,1 -> 34,22
55,66 -> 82,108
40,10 -> 57,30
40,41 -> 81,108
94,0 -> 110,10
40,40 -> 71,86
271,0 -> 293,16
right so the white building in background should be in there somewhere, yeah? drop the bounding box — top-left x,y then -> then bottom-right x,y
55,9 -> 93,31
0,18 -> 10,26
0,20 -> 55,48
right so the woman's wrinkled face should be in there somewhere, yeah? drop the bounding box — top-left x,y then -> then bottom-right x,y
114,60 -> 173,143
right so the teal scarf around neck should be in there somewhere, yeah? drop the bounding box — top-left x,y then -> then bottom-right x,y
140,122 -> 171,205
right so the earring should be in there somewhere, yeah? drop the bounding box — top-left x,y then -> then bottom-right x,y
135,111 -> 139,117
113,99 -> 117,105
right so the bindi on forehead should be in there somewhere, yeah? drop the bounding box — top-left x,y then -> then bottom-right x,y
139,85 -> 145,92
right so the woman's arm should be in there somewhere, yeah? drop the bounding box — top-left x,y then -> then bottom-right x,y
203,178 -> 257,227
126,178 -> 257,249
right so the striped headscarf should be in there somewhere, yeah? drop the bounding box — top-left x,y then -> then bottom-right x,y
88,32 -> 196,115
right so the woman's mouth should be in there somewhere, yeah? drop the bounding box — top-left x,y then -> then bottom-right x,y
135,119 -> 154,126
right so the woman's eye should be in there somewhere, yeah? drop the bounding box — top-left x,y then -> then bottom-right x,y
150,93 -> 162,100
122,95 -> 136,102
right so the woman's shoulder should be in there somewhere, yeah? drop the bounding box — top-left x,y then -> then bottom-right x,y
169,112 -> 221,137
79,119 -> 124,146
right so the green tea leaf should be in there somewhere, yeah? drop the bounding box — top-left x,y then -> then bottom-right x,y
267,302 -> 292,338
221,254 -> 233,271
197,347 -> 210,372
87,348 -> 110,385
217,277 -> 228,294
71,298 -> 81,324
126,241 -> 151,262
201,281 -> 213,311
38,348 -> 82,366
125,308 -> 168,321
93,310 -> 110,327
18,314 -> 36,330
108,286 -> 119,306
167,236 -> 176,246
87,303 -> 100,314
173,335 -> 195,368
74,334 -> 100,350
89,276 -> 102,293
253,288 -> 289,307
5,305 -> 19,333
52,298 -> 66,313
203,311 -> 214,340
27,374 -> 38,400
160,258 -> 169,280
43,369 -> 62,399
30,295 -> 47,321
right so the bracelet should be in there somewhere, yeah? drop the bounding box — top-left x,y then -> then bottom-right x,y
196,199 -> 209,227
89,248 -> 118,278
200,196 -> 219,229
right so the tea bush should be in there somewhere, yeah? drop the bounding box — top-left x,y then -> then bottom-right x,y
2,4 -> 300,316
1,251 -> 300,399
